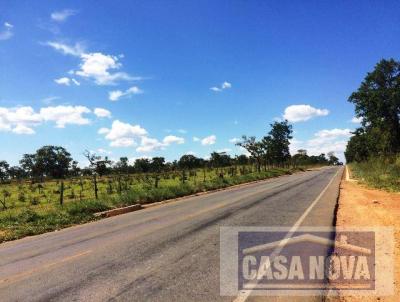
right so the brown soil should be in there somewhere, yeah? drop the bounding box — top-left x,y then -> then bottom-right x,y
332,169 -> 400,301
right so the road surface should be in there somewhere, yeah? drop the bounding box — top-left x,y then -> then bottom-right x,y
0,166 -> 343,302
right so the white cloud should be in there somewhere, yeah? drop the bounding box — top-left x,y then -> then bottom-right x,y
110,137 -> 136,147
229,137 -> 240,144
163,135 -> 184,145
210,81 -> 232,92
283,105 -> 329,122
51,9 -> 77,22
0,22 -> 13,41
193,136 -> 200,142
94,108 -> 111,118
0,105 -> 91,134
46,42 -> 140,85
314,128 -> 351,139
12,124 -> 35,135
0,106 -> 41,134
98,127 -> 110,134
54,77 -> 71,86
76,52 -> 134,85
46,41 -> 84,57
351,116 -> 363,124
109,86 -> 143,101
201,135 -> 216,145
40,106 -> 91,128
71,78 -> 80,86
41,96 -> 60,105
210,87 -> 222,92
99,120 -> 147,147
136,135 -> 185,153
185,151 -> 196,156
222,81 -> 232,89
177,129 -> 187,134
136,137 -> 164,153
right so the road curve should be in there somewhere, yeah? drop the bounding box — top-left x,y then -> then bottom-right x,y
0,166 -> 343,302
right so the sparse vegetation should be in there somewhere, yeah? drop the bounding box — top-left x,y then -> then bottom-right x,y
0,122 -> 336,242
349,155 -> 400,191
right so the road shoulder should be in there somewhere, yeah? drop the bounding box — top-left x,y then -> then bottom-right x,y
331,167 -> 400,301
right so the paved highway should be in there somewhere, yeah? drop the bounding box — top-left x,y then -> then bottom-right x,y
0,167 -> 343,302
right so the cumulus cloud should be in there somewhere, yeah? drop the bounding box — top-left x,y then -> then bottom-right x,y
136,135 -> 185,153
94,108 -> 111,118
98,127 -> 110,135
98,120 -> 185,151
99,120 -> 147,147
54,77 -> 71,86
109,86 -> 143,101
229,137 -> 240,144
12,124 -> 35,135
201,135 -> 216,145
0,105 -> 92,134
39,106 -> 91,128
283,105 -> 329,122
76,52 -> 134,85
51,9 -> 77,22
136,137 -> 164,153
210,81 -> 232,92
46,42 -> 140,85
0,22 -> 13,41
163,135 -> 184,145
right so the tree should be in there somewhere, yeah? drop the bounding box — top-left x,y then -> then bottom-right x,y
236,136 -> 264,172
266,120 -> 293,166
8,166 -> 26,180
20,146 -> 74,180
115,157 -> 129,174
178,155 -> 202,170
20,154 -> 39,180
210,152 -> 231,168
150,157 -> 166,173
345,128 -> 371,162
0,160 -> 10,183
134,158 -> 151,173
348,58 -> 400,156
327,152 -> 340,165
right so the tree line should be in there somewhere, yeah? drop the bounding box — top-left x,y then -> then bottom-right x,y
345,58 -> 400,162
0,121 -> 340,184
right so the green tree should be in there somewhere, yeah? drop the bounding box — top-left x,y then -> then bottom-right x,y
348,58 -> 400,156
0,160 -> 10,183
236,136 -> 264,172
266,120 -> 293,166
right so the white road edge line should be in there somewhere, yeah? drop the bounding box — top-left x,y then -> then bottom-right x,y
232,167 -> 341,302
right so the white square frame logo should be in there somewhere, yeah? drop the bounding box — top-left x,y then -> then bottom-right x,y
220,226 -> 394,297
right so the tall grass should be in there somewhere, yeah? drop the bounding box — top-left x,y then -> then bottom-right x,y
349,155 -> 400,191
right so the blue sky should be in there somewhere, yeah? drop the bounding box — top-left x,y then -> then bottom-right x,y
1,0 -> 400,166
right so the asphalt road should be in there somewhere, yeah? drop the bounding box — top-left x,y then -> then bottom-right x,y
0,166 -> 343,302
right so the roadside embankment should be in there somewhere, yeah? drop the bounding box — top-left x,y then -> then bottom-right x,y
331,166 -> 400,301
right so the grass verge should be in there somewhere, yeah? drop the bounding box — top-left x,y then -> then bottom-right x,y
349,155 -> 400,191
0,168 -> 298,242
